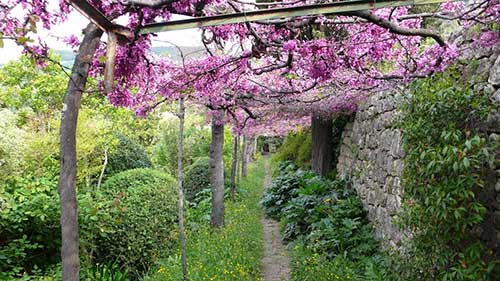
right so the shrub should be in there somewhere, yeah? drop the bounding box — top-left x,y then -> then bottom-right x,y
183,156 -> 211,202
261,161 -> 302,219
97,168 -> 178,278
106,134 -> 152,176
0,109 -> 26,178
0,174 -> 60,279
273,130 -> 312,169
153,114 -> 235,177
398,66 -> 500,280
273,116 -> 348,170
263,161 -> 377,261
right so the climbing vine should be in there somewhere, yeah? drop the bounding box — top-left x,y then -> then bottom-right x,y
398,65 -> 499,280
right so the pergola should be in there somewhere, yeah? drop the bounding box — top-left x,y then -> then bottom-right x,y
68,0 -> 449,92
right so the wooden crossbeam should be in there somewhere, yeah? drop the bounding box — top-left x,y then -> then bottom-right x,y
67,0 -> 132,38
139,0 -> 448,34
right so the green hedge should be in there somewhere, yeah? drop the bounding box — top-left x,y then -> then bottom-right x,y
183,156 -> 211,202
97,168 -> 178,278
106,134 -> 152,176
273,130 -> 312,169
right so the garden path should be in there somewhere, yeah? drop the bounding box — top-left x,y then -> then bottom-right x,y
261,161 -> 291,281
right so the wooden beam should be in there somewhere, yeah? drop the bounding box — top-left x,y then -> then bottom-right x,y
67,0 -> 133,38
139,0 -> 448,34
68,0 -> 115,31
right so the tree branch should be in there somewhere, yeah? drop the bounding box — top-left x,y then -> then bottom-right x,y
350,10 -> 446,46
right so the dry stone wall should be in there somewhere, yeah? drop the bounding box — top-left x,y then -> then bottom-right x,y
336,91 -> 407,249
336,44 -> 500,253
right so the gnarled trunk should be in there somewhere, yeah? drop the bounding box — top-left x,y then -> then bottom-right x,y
210,109 -> 225,227
311,112 -> 333,176
58,23 -> 102,281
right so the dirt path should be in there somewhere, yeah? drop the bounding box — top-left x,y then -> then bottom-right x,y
261,161 -> 291,281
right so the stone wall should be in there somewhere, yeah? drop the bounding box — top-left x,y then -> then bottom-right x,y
336,46 -> 500,254
336,91 -> 407,249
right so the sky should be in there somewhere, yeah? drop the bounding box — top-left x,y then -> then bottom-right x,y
0,1 -> 204,64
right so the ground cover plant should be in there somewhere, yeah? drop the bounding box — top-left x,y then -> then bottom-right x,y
146,159 -> 266,281
263,161 -> 387,280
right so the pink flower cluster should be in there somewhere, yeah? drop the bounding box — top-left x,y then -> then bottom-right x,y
2,0 -> 499,136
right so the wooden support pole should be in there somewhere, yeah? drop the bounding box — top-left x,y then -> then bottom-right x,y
104,32 -> 117,94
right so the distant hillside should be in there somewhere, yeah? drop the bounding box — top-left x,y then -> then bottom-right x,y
55,45 -> 206,67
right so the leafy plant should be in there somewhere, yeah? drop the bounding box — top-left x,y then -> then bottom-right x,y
96,168 -> 178,278
183,156 -> 211,202
261,161 -> 303,219
105,133 -> 152,177
398,66 -> 500,280
263,161 -> 377,262
82,261 -> 129,281
281,173 -> 376,259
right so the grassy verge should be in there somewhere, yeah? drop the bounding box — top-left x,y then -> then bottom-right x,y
146,158 -> 266,281
290,243 -> 390,281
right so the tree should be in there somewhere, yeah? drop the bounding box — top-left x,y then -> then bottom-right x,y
311,112 -> 333,176
210,109 -> 225,228
230,135 -> 239,198
58,23 -> 102,281
176,97 -> 188,280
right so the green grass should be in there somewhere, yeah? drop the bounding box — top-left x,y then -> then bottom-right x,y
146,158 -> 266,281
290,242 -> 390,281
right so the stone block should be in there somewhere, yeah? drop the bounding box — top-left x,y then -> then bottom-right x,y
488,55 -> 500,86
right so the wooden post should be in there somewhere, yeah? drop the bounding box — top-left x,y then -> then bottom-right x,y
230,136 -> 239,199
103,32 -> 117,94
210,109 -> 225,227
58,23 -> 102,281
176,97 -> 188,280
311,112 -> 333,176
241,136 -> 247,177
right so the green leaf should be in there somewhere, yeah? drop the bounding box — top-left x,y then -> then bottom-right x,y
463,157 -> 470,169
98,55 -> 107,64
16,36 -> 28,45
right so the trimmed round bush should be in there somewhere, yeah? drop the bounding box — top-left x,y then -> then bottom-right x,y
106,134 -> 152,176
96,168 -> 177,277
183,156 -> 211,202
